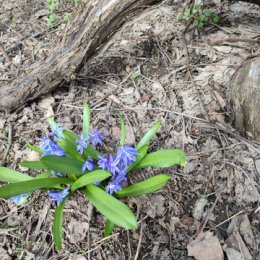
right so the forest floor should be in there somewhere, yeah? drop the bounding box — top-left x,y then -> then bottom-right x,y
0,0 -> 260,260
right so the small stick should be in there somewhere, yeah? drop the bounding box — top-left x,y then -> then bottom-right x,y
214,210 -> 244,228
0,43 -> 12,64
1,122 -> 13,166
134,218 -> 144,260
201,193 -> 221,231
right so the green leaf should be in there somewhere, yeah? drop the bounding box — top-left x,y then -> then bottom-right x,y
0,178 -> 72,199
136,121 -> 161,150
84,184 -> 137,230
63,12 -> 69,22
19,160 -> 47,170
213,15 -> 220,24
119,116 -> 126,146
35,172 -> 52,179
135,149 -> 187,169
71,170 -> 111,192
53,200 -> 65,251
126,145 -> 149,173
83,146 -> 101,160
0,167 -> 33,183
57,138 -> 84,162
104,219 -> 115,237
41,156 -> 84,176
183,8 -> 191,21
204,11 -> 213,17
63,130 -> 78,145
27,144 -> 44,155
83,102 -> 90,138
116,174 -> 170,197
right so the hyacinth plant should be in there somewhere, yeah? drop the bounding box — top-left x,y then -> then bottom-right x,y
0,102 -> 187,250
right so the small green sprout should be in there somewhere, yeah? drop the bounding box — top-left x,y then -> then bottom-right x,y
177,4 -> 220,29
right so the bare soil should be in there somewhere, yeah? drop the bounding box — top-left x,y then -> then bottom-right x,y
0,1 -> 260,260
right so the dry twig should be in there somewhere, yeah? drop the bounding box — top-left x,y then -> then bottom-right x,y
1,122 -> 13,166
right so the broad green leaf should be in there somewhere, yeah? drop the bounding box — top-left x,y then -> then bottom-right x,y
83,146 -> 101,160
62,130 -> 78,146
84,184 -> 137,230
41,156 -> 84,176
19,160 -> 47,170
135,149 -> 187,169
35,172 -> 52,179
104,219 -> 115,237
116,174 -> 170,197
57,138 -> 84,162
0,178 -> 72,199
83,102 -> 90,138
27,144 -> 44,155
126,145 -> 149,173
53,200 -> 65,251
0,167 -> 33,183
136,121 -> 161,150
71,170 -> 111,192
119,116 -> 126,146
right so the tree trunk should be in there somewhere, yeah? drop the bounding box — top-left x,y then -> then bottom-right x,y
230,56 -> 260,141
0,0 -> 161,111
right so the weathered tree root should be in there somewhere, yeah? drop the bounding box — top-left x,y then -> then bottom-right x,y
0,0 -> 161,111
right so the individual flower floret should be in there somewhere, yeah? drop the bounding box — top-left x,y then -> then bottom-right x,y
105,181 -> 122,194
82,158 -> 95,172
51,171 -> 65,177
89,129 -> 104,147
97,154 -> 120,176
48,187 -> 70,206
10,193 -> 28,205
116,145 -> 138,167
40,136 -> 64,157
106,171 -> 127,194
76,133 -> 89,154
50,123 -> 64,139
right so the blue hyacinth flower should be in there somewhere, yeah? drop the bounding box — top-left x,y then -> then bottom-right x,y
116,145 -> 138,167
76,133 -> 89,154
48,187 -> 70,206
82,158 -> 95,172
10,193 -> 28,205
50,123 -> 64,139
97,154 -> 121,176
105,181 -> 122,194
89,129 -> 104,147
40,136 -> 65,157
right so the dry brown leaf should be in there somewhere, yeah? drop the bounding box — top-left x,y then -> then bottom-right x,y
67,219 -> 89,243
112,126 -> 121,139
224,229 -> 253,260
187,231 -> 224,260
141,93 -> 153,102
239,215 -> 254,248
193,197 -> 208,221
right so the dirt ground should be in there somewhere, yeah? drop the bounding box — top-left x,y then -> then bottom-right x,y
0,0 -> 260,259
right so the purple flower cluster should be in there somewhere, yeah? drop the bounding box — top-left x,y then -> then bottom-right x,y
76,129 -> 104,154
76,134 -> 89,154
97,145 -> 138,194
48,187 -> 70,206
89,129 -> 104,147
40,136 -> 64,157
